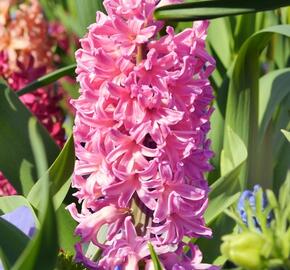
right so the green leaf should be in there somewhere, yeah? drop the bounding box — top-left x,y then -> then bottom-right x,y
207,18 -> 233,69
0,85 -> 59,195
154,0 -> 290,21
221,126 -> 248,176
234,14 -> 256,53
56,204 -> 78,254
0,248 -> 11,270
197,128 -> 247,264
281,129 -> 290,142
206,18 -> 233,182
0,217 -> 30,267
248,69 -> 290,188
75,0 -> 105,35
27,135 -> 75,210
223,24 -> 290,188
11,119 -> 58,270
206,127 -> 247,224
259,69 -> 290,140
274,137 -> 290,194
148,243 -> 163,270
17,64 -> 76,96
278,167 -> 290,210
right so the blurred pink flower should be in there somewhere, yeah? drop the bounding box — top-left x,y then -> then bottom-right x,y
67,204 -> 130,246
0,0 -> 67,196
0,172 -> 16,196
159,243 -> 220,270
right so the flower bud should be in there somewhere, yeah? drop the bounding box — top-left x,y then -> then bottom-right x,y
221,232 -> 267,270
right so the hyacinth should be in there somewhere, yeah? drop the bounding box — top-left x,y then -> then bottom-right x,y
69,0 -> 216,268
237,185 -> 272,230
0,0 -> 67,196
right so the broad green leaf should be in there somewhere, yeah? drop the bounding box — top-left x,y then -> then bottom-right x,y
208,101 -> 225,182
0,85 -> 59,195
259,69 -> 290,139
29,118 -> 48,178
154,0 -> 290,21
17,64 -> 76,96
75,0 -> 105,35
11,200 -> 58,270
12,119 -> 58,270
207,18 -> 232,69
208,69 -> 232,182
224,25 -> 290,188
270,92 -> 290,193
27,135 -> 75,210
56,204 -> 78,254
0,248 -> 11,270
207,23 -> 234,180
274,138 -> 290,194
206,183 -> 241,225
0,218 -> 30,267
281,129 -> 290,142
221,126 -> 248,176
198,128 -> 247,264
148,243 -> 163,270
206,127 -> 247,224
249,69 -> 290,188
234,14 -> 256,53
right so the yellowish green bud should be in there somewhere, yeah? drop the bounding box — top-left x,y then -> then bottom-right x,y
221,232 -> 267,270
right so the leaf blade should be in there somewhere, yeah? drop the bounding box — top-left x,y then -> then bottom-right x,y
154,0 -> 290,21
148,243 -> 163,270
0,85 -> 59,195
17,64 -> 76,96
27,135 -> 75,210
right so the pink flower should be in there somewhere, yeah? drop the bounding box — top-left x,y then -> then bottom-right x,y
67,204 -> 130,246
0,51 -> 8,75
159,243 -> 220,270
98,216 -> 149,269
99,216 -> 171,270
70,0 -> 217,268
48,21 -> 70,54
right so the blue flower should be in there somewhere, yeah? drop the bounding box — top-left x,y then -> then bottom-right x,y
237,185 -> 271,230
1,206 -> 36,238
0,206 -> 36,270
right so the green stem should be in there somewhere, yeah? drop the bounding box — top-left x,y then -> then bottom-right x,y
17,64 -> 76,96
136,45 -> 144,64
131,195 -> 151,236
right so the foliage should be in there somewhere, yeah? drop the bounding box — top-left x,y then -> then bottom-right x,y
0,0 -> 289,269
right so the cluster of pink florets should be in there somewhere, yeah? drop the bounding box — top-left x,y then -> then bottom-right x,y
69,0 -> 217,269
